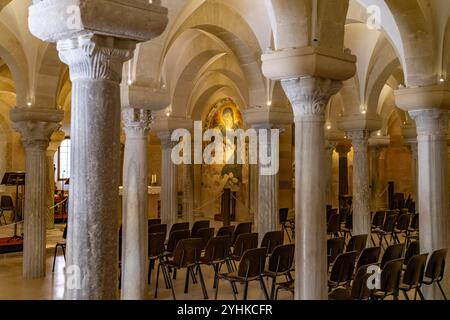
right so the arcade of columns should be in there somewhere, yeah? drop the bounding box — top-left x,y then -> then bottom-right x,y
8,0 -> 449,300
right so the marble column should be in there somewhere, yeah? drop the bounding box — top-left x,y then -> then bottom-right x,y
282,77 -> 342,300
182,154 -> 194,224
257,127 -> 280,244
407,142 -> 419,211
159,132 -> 178,231
28,0 -> 167,299
46,131 -> 65,229
249,163 -> 258,225
10,108 -> 63,279
347,131 -> 371,236
121,108 -> 152,300
410,109 -> 449,299
324,142 -> 335,206
335,143 -> 351,198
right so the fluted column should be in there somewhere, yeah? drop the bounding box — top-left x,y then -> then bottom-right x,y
256,127 -> 280,244
347,131 -> 371,236
411,109 -> 449,299
182,151 -> 194,224
335,143 -> 351,199
159,132 -> 178,231
324,142 -> 335,206
46,131 -> 65,229
11,108 -> 63,279
282,77 -> 342,300
121,108 -> 152,300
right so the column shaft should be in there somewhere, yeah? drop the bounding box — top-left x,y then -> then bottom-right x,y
160,133 -> 178,231
411,109 -> 449,299
282,77 -> 341,300
182,163 -> 194,224
121,109 -> 151,300
348,131 -> 371,236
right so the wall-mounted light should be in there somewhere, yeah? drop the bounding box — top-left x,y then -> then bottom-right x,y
27,101 -> 32,107
127,79 -> 133,85
377,131 -> 381,136
266,100 -> 272,107
360,104 -> 367,115
439,75 -> 445,83
326,123 -> 332,130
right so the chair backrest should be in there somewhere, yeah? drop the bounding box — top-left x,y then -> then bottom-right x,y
237,247 -> 267,279
166,229 -> 191,253
327,213 -> 340,234
380,259 -> 403,295
372,211 -> 386,229
327,237 -> 345,264
197,228 -> 215,247
381,244 -> 404,269
279,208 -> 289,224
148,219 -> 161,227
217,225 -> 235,237
267,244 -> 294,274
404,241 -> 420,266
382,214 -> 397,232
339,208 -> 350,224
329,251 -> 358,284
346,235 -> 368,253
148,232 -> 166,258
148,224 -> 167,239
0,196 -> 14,209
395,213 -> 411,231
231,222 -> 253,245
345,214 -> 353,230
172,238 -> 204,268
203,236 -> 232,263
62,225 -> 68,239
260,231 -> 284,255
351,265 -> 372,300
410,214 -> 419,230
402,253 -> 428,287
327,208 -> 338,223
356,246 -> 381,270
233,233 -> 258,258
191,220 -> 210,238
169,222 -> 190,235
425,248 -> 447,281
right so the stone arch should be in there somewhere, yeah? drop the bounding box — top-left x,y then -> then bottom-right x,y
34,42 -> 65,109
0,22 -> 29,107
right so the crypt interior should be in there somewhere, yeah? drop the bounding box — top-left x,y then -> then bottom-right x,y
0,0 -> 449,300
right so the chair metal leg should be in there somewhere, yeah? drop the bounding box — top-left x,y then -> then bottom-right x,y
155,263 -> 161,299
438,282 -> 448,300
243,281 -> 249,300
402,290 -> 410,300
225,260 -> 238,294
197,265 -> 209,300
229,281 -> 238,300
52,246 -> 58,273
414,288 -> 418,300
270,277 -> 276,300
417,288 -> 425,300
166,266 -> 176,300
259,277 -> 270,300
184,267 -> 190,294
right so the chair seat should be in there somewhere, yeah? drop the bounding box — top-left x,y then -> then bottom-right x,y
56,241 -> 66,247
217,272 -> 260,282
263,269 -> 291,277
277,280 -> 294,292
399,283 -> 417,291
328,288 -> 352,300
422,276 -> 438,285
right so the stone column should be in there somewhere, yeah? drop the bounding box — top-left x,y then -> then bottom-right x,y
407,142 -> 419,211
10,108 -> 63,279
411,109 -> 449,298
182,148 -> 194,224
324,142 -> 335,206
249,163 -> 258,225
159,132 -> 178,231
282,77 -> 342,300
347,130 -> 371,236
46,131 -> 65,229
335,143 -> 351,199
256,127 -> 280,243
121,108 -> 152,300
28,0 -> 168,299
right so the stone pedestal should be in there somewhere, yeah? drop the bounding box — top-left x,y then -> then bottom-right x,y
10,108 -> 63,279
347,130 -> 371,236
121,108 -> 151,300
28,0 -> 168,300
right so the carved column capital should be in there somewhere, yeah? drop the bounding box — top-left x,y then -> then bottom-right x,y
281,77 -> 342,119
57,35 -> 136,82
122,108 -> 153,139
347,130 -> 371,153
409,109 -> 448,141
